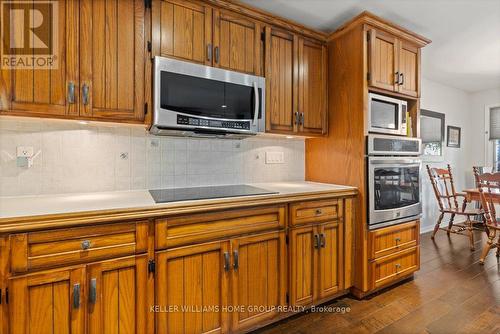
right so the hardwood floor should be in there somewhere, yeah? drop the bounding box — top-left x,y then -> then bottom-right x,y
254,230 -> 500,334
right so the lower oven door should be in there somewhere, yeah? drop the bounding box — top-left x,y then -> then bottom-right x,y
368,156 -> 422,229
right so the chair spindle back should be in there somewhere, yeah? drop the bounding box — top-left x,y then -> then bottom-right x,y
427,164 -> 460,211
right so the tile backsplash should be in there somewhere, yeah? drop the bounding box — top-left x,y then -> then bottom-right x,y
0,117 -> 305,196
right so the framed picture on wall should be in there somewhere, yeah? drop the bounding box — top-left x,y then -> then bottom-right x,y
447,126 -> 461,148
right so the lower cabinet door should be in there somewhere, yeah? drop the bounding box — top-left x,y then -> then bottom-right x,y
318,221 -> 343,299
87,255 -> 150,334
289,226 -> 317,306
230,231 -> 287,332
8,266 -> 85,334
156,241 -> 230,334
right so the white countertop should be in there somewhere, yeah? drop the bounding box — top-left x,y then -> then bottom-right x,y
0,181 -> 356,220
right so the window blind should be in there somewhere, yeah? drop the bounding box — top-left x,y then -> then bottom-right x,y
421,115 -> 442,143
489,107 -> 500,140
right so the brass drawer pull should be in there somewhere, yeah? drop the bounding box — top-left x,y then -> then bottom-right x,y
395,263 -> 401,273
81,240 -> 91,250
395,237 -> 401,246
315,209 -> 323,216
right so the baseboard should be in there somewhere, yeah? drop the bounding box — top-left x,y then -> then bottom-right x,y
420,224 -> 434,234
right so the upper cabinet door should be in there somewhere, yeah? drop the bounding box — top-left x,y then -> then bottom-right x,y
87,255 -> 150,334
8,267 -> 85,334
213,10 -> 263,75
80,0 -> 145,121
368,28 -> 399,92
398,40 -> 420,97
0,0 -> 79,116
230,231 -> 286,332
265,27 -> 298,134
298,37 -> 327,135
152,0 -> 212,65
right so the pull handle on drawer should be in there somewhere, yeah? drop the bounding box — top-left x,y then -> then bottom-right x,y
73,283 -> 80,309
315,208 -> 323,216
313,234 -> 320,249
223,252 -> 230,272
233,250 -> 239,270
395,237 -> 401,245
81,240 -> 92,250
89,278 -> 97,304
395,263 -> 401,273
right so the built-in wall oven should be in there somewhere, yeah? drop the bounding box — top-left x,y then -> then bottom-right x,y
367,134 -> 422,229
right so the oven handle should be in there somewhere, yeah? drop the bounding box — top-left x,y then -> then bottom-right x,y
252,81 -> 259,127
369,158 -> 421,165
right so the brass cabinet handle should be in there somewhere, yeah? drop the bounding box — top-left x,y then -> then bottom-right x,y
82,84 -> 90,105
233,250 -> 239,270
68,82 -> 75,104
89,278 -> 97,304
73,283 -> 80,309
223,252 -> 230,272
81,240 -> 91,250
313,234 -> 319,249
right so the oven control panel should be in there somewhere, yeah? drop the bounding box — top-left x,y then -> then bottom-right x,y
177,115 -> 251,130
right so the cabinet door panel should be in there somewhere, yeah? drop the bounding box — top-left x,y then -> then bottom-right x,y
398,41 -> 419,97
80,0 -> 145,121
156,241 -> 229,334
213,10 -> 262,75
318,222 -> 343,299
231,231 -> 286,332
153,0 -> 212,64
87,255 -> 149,334
298,38 -> 327,135
0,0 -> 79,116
9,267 -> 85,334
289,226 -> 317,306
265,27 -> 297,134
368,28 -> 398,92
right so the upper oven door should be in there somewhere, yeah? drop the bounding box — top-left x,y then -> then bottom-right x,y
368,93 -> 407,136
368,157 -> 422,228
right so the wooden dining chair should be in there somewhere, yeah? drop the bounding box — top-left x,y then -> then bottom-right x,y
427,165 -> 482,250
475,170 -> 500,264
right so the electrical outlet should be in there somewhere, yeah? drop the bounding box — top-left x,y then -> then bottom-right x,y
17,146 -> 34,158
265,151 -> 284,164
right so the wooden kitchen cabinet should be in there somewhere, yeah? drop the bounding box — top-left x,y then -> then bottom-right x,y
298,37 -> 327,135
80,0 -> 145,121
369,246 -> 419,289
8,266 -> 86,334
152,0 -> 212,64
289,222 -> 343,306
230,231 -> 286,332
367,27 -> 421,97
87,255 -> 150,334
155,240 -> 230,334
265,27 -> 298,134
0,0 -> 79,117
213,9 -> 263,75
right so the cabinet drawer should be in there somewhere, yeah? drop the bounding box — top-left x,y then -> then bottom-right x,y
369,246 -> 419,289
155,205 -> 285,249
289,199 -> 341,226
368,221 -> 419,259
10,221 -> 149,273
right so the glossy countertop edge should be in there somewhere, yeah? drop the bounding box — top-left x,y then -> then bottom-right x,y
0,182 -> 357,233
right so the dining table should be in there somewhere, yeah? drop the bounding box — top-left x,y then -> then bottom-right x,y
463,188 -> 500,204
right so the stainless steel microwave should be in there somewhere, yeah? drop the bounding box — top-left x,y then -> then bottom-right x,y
368,93 -> 407,136
151,57 -> 266,138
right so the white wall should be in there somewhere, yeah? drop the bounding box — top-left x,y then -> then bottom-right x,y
420,78 -> 475,232
469,88 -> 500,166
0,117 -> 305,197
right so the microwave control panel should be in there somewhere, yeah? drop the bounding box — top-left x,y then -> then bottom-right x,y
177,115 -> 251,130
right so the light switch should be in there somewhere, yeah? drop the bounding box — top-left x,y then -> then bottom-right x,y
265,151 -> 284,164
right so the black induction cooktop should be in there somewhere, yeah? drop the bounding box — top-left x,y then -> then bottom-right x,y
149,185 -> 278,203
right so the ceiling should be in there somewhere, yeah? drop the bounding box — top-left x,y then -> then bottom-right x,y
240,0 -> 500,93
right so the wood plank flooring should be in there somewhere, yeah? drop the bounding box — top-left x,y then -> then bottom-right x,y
254,230 -> 500,334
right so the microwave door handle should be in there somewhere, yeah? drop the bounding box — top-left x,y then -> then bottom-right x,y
252,82 -> 259,127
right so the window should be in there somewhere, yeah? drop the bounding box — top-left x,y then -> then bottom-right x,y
494,140 -> 500,171
420,109 -> 445,159
487,105 -> 500,171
